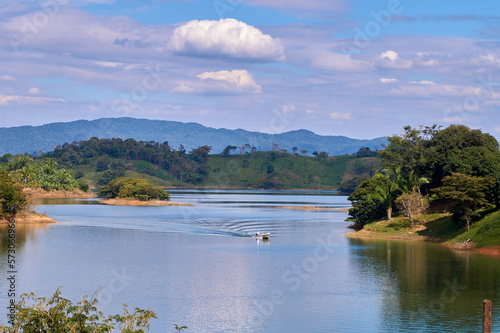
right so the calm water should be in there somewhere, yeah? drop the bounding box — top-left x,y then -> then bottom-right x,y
0,189 -> 499,332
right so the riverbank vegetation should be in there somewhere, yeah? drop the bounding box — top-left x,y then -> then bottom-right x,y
347,124 -> 500,249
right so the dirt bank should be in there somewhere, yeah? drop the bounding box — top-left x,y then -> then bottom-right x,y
0,212 -> 59,224
24,188 -> 95,199
99,199 -> 194,206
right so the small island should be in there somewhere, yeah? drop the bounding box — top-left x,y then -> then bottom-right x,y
97,177 -> 193,206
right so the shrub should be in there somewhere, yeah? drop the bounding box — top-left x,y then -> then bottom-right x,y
98,177 -> 170,201
0,288 -> 157,332
77,181 -> 90,192
0,171 -> 28,220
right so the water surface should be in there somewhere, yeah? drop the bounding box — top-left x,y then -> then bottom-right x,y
0,190 -> 499,332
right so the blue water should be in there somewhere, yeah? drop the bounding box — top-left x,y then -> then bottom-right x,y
0,190 -> 499,332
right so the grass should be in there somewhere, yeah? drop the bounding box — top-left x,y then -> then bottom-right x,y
450,210 -> 500,247
356,209 -> 500,248
205,152 -> 356,189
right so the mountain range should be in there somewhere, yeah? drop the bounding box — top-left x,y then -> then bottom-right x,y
0,117 -> 387,156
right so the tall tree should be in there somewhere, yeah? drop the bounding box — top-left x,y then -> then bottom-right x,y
369,172 -> 402,220
433,172 -> 492,230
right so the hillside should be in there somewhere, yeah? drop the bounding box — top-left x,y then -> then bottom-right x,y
30,137 -> 379,190
0,117 -> 387,156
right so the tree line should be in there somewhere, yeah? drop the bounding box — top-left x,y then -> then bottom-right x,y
347,124 -> 500,230
43,137 -> 212,185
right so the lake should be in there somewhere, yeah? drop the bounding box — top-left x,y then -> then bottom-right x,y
1,189 -> 499,332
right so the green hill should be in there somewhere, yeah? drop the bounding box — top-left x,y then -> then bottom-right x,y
29,137 -> 380,190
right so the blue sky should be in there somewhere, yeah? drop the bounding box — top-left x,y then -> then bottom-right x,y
1,0 -> 499,140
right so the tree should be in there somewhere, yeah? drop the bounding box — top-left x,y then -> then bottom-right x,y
0,171 -> 28,221
395,192 -> 429,229
429,124 -> 500,190
433,172 -> 492,230
292,147 -> 298,154
300,149 -> 307,155
98,177 -> 170,201
0,288 -> 157,332
369,173 -> 401,220
379,125 -> 439,176
356,146 -> 378,158
346,176 -> 388,228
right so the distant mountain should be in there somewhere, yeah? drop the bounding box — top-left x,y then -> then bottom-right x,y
0,117 -> 387,155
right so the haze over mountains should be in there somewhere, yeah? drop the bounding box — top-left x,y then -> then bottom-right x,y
0,117 -> 387,156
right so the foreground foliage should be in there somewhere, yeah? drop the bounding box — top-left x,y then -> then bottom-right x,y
0,288 -> 157,332
98,177 -> 170,201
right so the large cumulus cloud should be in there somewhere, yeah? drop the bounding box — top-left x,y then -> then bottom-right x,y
168,19 -> 285,61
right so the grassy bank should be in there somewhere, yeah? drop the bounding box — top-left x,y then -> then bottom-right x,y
348,209 -> 500,253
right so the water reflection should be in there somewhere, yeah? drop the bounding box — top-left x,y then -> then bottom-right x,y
0,223 -> 51,255
349,237 -> 500,332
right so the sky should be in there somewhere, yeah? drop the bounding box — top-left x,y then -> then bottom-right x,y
0,0 -> 500,140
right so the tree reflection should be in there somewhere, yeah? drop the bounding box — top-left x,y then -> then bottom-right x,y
348,237 -> 500,332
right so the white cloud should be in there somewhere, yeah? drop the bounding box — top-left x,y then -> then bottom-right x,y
329,112 -> 351,120
377,50 -> 413,69
171,83 -> 195,93
380,78 -> 398,83
310,51 -> 369,72
95,61 -> 123,67
410,80 -> 435,85
381,50 -> 399,61
0,94 -> 63,106
28,87 -> 40,95
0,75 -> 16,81
172,69 -> 262,95
168,19 -> 285,61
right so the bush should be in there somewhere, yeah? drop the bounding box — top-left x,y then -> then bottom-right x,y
0,171 -> 28,220
77,181 -> 90,192
98,177 -> 170,201
0,288 -> 157,332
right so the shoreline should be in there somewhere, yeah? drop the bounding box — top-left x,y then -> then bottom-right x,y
163,186 -> 340,192
24,188 -> 95,199
271,205 -> 350,211
0,212 -> 59,225
99,198 -> 194,206
346,229 -> 500,256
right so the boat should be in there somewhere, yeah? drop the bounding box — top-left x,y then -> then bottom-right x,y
254,231 -> 270,239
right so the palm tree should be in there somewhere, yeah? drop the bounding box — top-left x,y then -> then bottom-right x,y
369,173 -> 401,220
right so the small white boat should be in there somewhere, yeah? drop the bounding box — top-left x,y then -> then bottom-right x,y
254,231 -> 270,239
